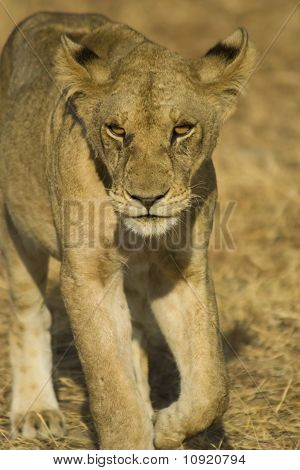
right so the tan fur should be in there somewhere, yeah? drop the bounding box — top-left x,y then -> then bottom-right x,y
0,12 -> 255,449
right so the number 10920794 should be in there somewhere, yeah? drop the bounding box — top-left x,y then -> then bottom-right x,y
183,454 -> 246,465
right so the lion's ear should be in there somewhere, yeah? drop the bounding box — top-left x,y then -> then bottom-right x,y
196,28 -> 256,121
55,34 -> 108,97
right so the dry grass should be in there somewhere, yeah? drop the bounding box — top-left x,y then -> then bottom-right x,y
0,0 -> 299,450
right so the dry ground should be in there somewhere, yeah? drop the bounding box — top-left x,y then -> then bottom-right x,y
0,0 -> 299,450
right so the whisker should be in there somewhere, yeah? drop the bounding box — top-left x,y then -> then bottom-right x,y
190,182 -> 209,191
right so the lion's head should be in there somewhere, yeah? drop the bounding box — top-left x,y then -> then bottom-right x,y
56,22 -> 255,237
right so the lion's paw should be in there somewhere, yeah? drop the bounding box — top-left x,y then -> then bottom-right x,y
11,409 -> 65,439
154,406 -> 185,449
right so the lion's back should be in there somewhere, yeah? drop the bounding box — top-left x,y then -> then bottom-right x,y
0,12 -> 109,256
0,12 -> 108,97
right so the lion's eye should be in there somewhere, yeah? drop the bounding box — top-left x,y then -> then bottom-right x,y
174,125 -> 191,135
107,125 -> 126,139
172,124 -> 194,142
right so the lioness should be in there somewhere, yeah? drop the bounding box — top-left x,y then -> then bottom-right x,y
0,12 -> 255,449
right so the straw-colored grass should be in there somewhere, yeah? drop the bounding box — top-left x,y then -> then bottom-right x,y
0,0 -> 299,450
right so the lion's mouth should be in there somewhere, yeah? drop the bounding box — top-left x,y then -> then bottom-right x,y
123,213 -> 179,237
135,214 -> 169,220
109,191 -> 190,220
136,214 -> 157,219
128,214 -> 168,223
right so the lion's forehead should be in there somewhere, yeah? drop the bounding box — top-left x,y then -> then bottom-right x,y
108,69 -> 198,123
100,45 -> 203,126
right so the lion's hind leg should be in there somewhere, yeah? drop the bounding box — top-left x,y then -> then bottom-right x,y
1,209 -> 65,439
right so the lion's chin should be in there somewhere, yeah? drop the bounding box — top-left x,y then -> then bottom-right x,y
123,216 -> 178,237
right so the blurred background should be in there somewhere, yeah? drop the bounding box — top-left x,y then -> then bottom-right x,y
0,0 -> 299,449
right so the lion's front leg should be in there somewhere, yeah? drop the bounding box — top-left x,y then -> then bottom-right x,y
150,256 -> 228,449
61,254 -> 154,449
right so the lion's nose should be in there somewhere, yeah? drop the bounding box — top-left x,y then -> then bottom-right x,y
127,189 -> 169,211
